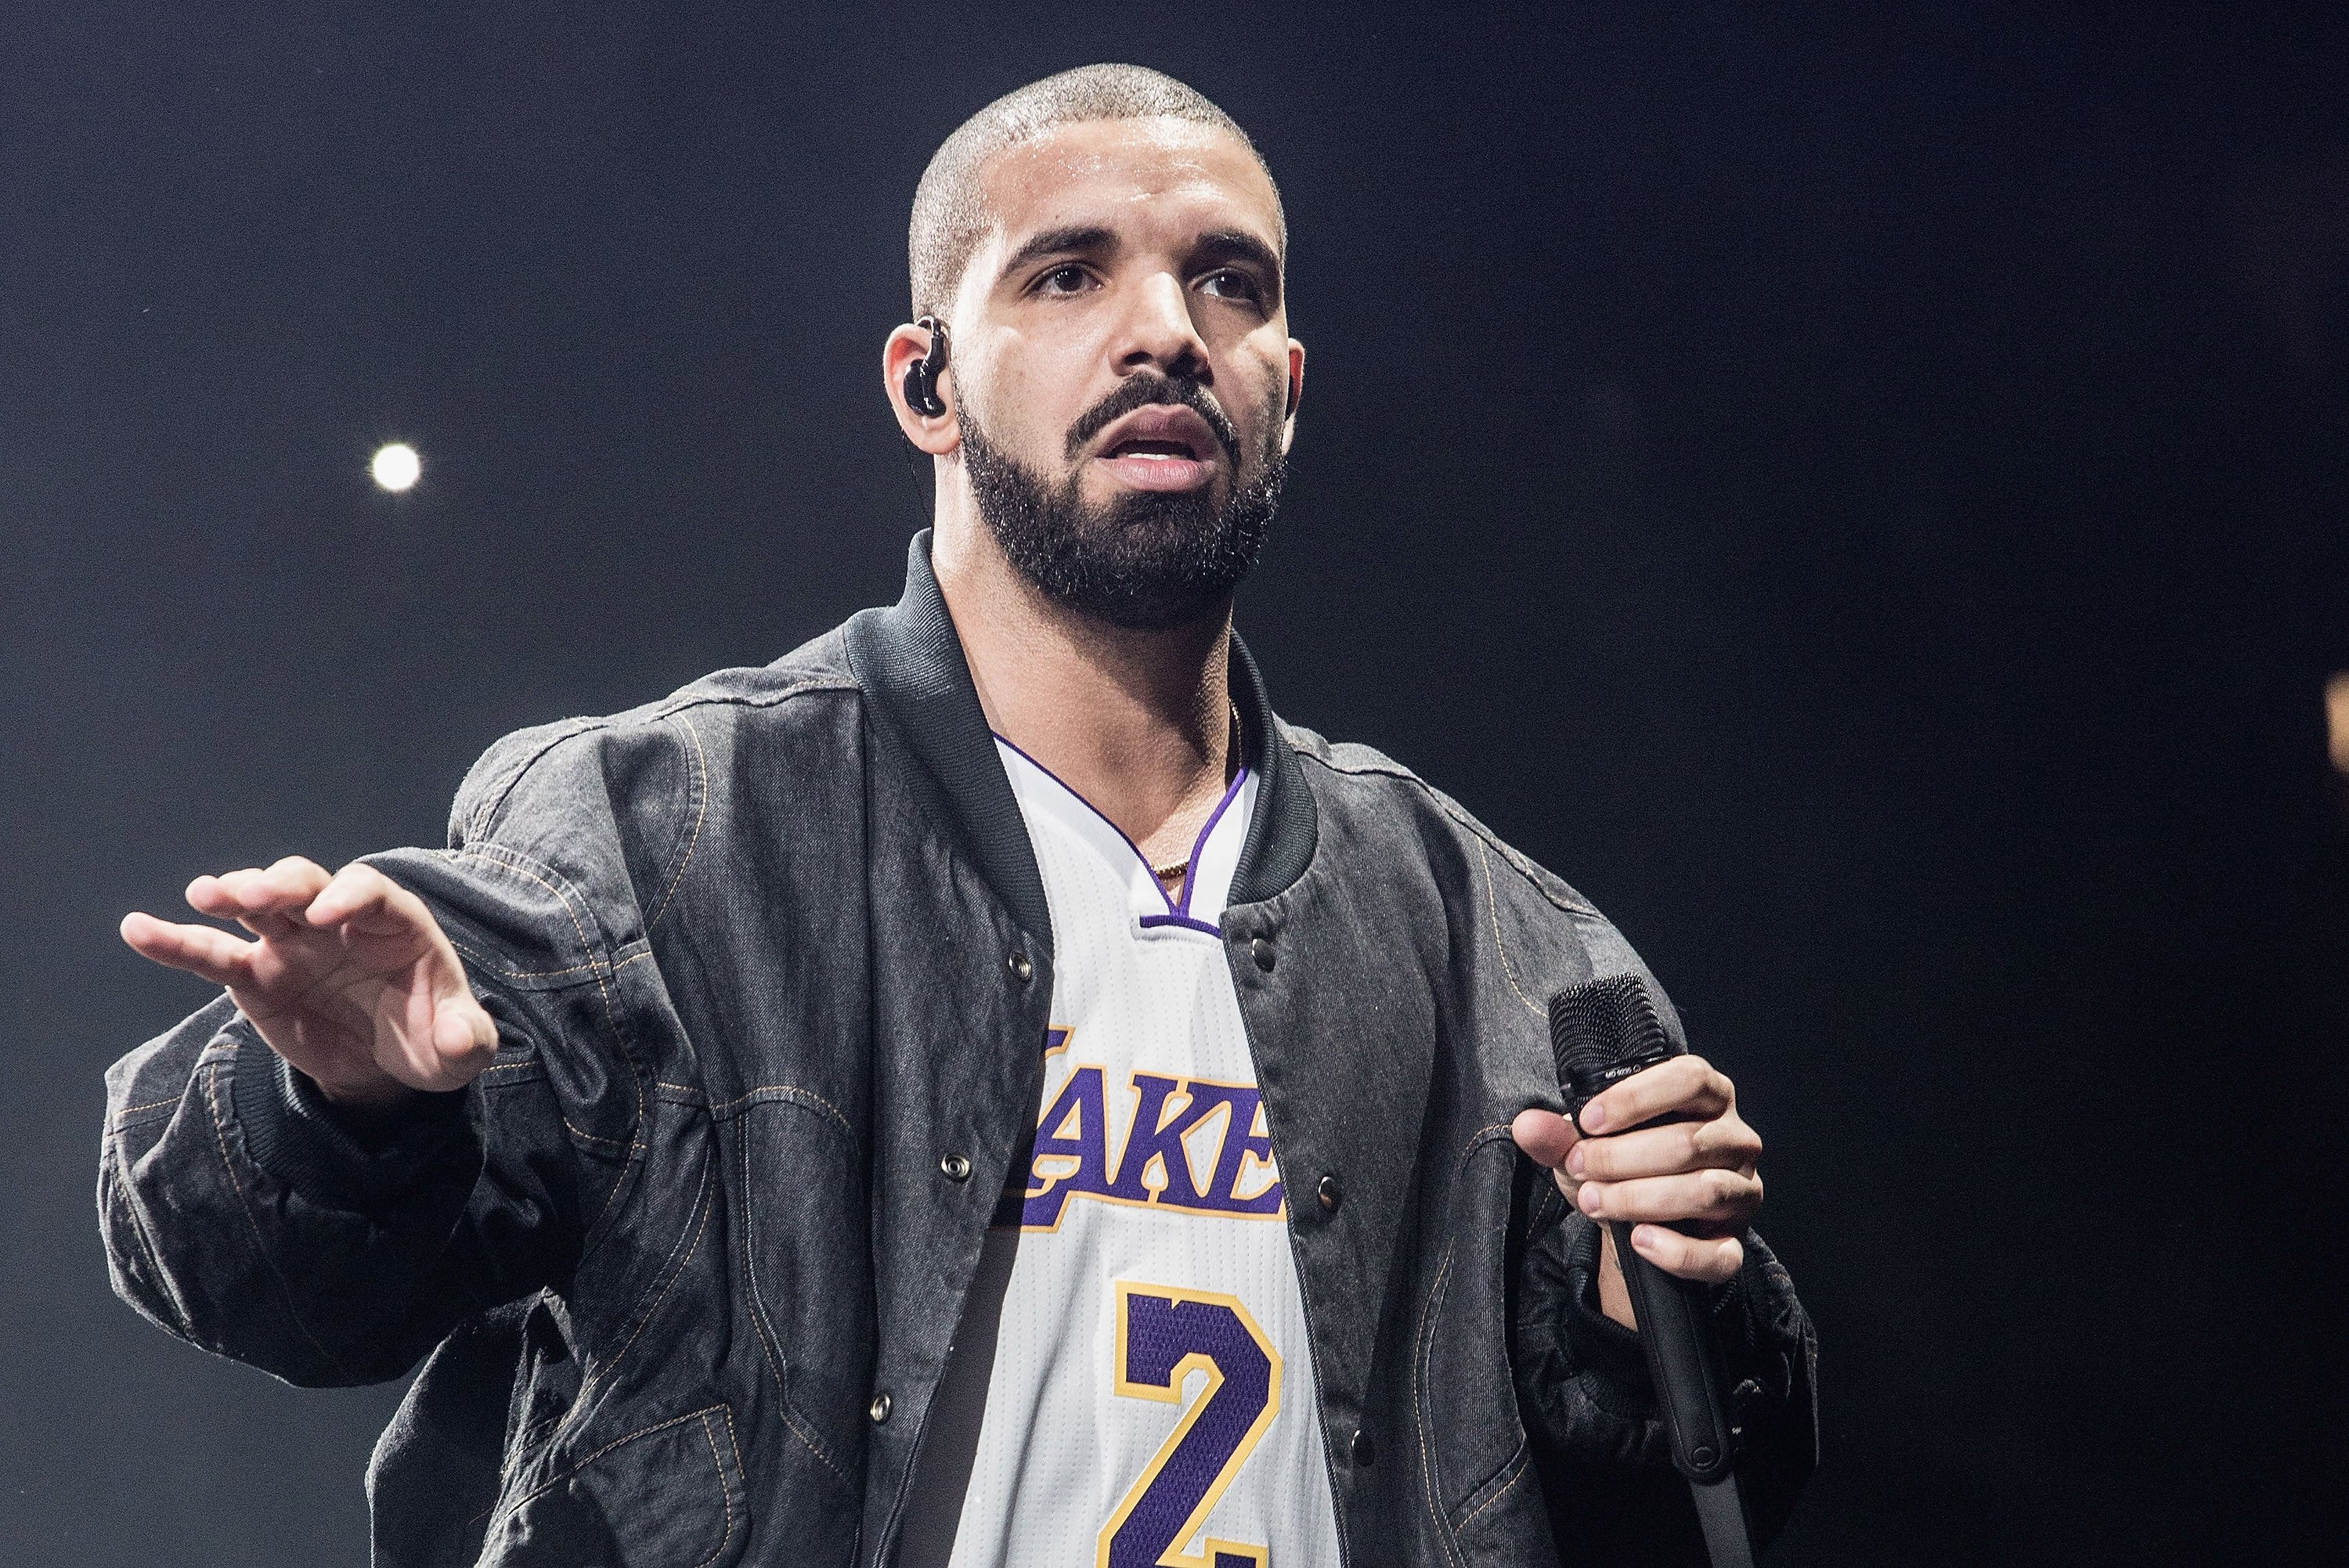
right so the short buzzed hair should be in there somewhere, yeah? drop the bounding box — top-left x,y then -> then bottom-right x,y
908,63 -> 1283,320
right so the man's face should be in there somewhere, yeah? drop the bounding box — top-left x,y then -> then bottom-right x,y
947,117 -> 1301,628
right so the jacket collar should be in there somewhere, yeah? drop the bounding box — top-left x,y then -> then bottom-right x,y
843,531 -> 1317,948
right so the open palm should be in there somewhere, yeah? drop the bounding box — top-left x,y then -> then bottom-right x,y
122,856 -> 497,1111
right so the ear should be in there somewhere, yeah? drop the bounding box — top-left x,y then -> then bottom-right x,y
1279,337 -> 1305,455
884,323 -> 960,455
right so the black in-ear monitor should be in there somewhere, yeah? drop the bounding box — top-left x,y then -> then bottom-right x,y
904,316 -> 949,416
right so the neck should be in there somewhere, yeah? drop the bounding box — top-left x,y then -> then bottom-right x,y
930,491 -> 1236,873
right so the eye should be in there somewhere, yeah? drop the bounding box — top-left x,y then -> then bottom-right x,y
1200,269 -> 1265,305
1033,264 -> 1095,296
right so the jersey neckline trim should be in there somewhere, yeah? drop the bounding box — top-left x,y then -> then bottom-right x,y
991,731 -> 1253,928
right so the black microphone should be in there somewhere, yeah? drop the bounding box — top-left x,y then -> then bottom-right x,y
1551,973 -> 1755,1566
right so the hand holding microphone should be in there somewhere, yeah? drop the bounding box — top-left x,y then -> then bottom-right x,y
1510,974 -> 1767,1564
1508,979 -> 1764,1295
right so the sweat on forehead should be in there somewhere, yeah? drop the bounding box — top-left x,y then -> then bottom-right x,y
907,63 -> 1284,320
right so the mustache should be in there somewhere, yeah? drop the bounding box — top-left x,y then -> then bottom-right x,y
1064,372 -> 1242,470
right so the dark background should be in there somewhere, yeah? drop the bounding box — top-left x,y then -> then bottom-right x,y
5,4 -> 2345,1563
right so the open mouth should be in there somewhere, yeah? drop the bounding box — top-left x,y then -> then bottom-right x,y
1093,405 -> 1223,492
1106,435 -> 1202,460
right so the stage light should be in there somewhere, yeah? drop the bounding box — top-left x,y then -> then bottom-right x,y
370,442 -> 421,492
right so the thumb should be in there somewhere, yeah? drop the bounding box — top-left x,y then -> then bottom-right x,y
430,990 -> 498,1065
1510,1105 -> 1582,1170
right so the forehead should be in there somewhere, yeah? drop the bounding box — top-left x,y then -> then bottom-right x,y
976,117 -> 1282,261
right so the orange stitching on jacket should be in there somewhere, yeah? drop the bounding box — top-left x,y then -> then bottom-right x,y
101,1125 -> 195,1332
469,719 -> 594,842
1414,1242 -> 1468,1568
453,843 -> 645,1183
736,1120 -> 851,1482
485,1404 -> 731,1536
446,943 -> 656,985
1452,1443 -> 1532,1530
1413,1123 -> 1520,1564
462,673 -> 856,841
1290,744 -> 1598,917
449,849 -> 600,975
647,712 -> 708,932
714,1403 -> 745,1487
561,1116 -> 633,1150
200,1065 -> 244,1205
550,1155 -> 716,1450
446,939 -> 599,982
1478,838 -> 1548,1020
701,1083 -> 857,1141
691,1409 -> 737,1567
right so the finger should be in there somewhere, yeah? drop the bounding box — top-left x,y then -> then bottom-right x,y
381,992 -> 497,1094
1577,1166 -> 1763,1228
258,855 -> 334,902
431,993 -> 500,1062
1577,1054 -> 1732,1134
203,861 -> 326,912
1568,1112 -> 1761,1182
244,856 -> 336,935
121,911 -> 260,987
185,870 -> 262,917
306,861 -> 427,934
197,860 -> 330,933
1627,1223 -> 1744,1285
1510,1106 -> 1582,1170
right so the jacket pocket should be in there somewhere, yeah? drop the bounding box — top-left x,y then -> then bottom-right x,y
734,1091 -> 873,1483
1416,1134 -> 1555,1563
479,1403 -> 748,1568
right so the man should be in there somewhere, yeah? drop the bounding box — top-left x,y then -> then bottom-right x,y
103,65 -> 1815,1566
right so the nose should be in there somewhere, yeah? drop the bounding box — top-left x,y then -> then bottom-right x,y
1113,269 -> 1210,382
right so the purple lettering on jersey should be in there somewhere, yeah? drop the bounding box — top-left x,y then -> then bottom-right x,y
1193,1083 -> 1284,1216
1030,1065 -> 1110,1221
1105,1073 -> 1211,1206
1002,1055 -> 1287,1229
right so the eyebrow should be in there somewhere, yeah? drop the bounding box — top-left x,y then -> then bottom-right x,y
998,225 -> 1119,281
1189,229 -> 1283,284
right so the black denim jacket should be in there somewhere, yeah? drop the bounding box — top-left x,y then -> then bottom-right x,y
100,534 -> 1815,1566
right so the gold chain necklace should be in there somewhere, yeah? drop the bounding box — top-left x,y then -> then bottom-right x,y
1150,703 -> 1243,884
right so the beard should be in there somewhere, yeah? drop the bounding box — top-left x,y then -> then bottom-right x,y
959,371 -> 1286,631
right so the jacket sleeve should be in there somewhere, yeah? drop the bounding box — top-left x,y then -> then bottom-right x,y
97,722 -> 659,1387
1510,1172 -> 1819,1555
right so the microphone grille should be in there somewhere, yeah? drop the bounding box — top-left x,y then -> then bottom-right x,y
1549,973 -> 1678,1104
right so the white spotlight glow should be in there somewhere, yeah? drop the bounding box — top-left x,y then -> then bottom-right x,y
370,442 -> 421,492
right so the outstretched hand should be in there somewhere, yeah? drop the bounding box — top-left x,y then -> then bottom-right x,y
1511,1054 -> 1764,1325
121,856 -> 497,1112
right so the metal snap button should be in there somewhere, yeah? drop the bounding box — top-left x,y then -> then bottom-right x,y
868,1390 -> 893,1424
1317,1173 -> 1342,1213
1351,1427 -> 1376,1467
1007,950 -> 1034,982
1250,936 -> 1276,972
940,1152 -> 972,1182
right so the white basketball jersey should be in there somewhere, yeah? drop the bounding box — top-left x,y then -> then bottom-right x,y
911,736 -> 1344,1568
